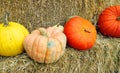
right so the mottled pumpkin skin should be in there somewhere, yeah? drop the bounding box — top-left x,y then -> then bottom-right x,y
64,16 -> 97,50
98,5 -> 120,37
24,25 -> 66,63
0,22 -> 29,56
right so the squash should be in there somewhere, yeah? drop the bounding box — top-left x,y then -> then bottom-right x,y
23,25 -> 66,63
64,16 -> 97,50
0,13 -> 29,56
98,5 -> 120,37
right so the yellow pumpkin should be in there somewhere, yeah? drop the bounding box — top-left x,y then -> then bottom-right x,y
24,25 -> 67,63
0,13 -> 29,56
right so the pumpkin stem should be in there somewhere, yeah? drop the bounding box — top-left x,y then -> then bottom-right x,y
116,16 -> 120,21
4,12 -> 9,26
84,29 -> 91,33
53,23 -> 60,27
56,23 -> 60,27
39,28 -> 48,37
53,23 -> 64,32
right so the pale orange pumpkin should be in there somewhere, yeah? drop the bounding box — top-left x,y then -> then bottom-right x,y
23,25 -> 66,63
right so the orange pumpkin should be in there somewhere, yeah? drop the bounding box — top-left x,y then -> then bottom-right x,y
23,25 -> 66,63
64,16 -> 97,50
98,5 -> 120,37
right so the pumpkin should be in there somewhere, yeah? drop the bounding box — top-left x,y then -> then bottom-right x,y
64,16 -> 97,50
0,13 -> 29,56
23,25 -> 66,63
98,5 -> 120,37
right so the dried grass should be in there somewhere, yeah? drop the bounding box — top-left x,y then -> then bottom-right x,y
0,0 -> 120,73
0,34 -> 119,73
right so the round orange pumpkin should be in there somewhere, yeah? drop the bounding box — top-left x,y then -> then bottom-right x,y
64,16 -> 97,50
23,25 -> 66,63
98,5 -> 120,37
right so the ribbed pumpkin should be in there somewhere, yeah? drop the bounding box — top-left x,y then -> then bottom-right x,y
0,13 -> 29,56
98,5 -> 120,37
23,25 -> 66,63
64,16 -> 97,50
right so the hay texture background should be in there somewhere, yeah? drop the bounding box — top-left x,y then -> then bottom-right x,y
0,0 -> 120,73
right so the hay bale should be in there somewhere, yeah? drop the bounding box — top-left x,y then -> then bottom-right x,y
0,0 -> 120,73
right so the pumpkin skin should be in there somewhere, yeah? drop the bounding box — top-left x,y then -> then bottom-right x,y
0,22 -> 29,56
23,25 -> 66,63
64,16 -> 96,50
98,5 -> 120,37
